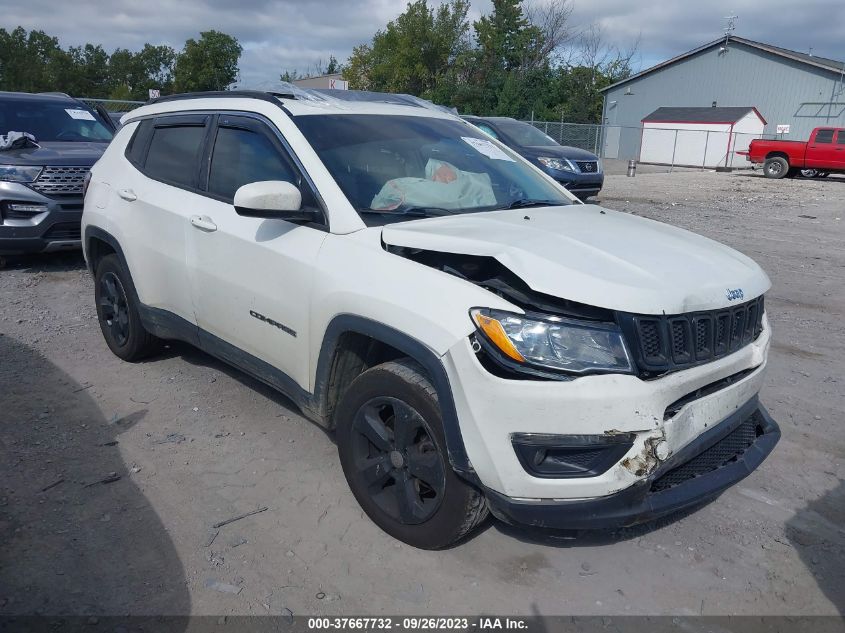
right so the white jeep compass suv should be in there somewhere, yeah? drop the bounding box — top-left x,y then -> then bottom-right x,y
82,88 -> 779,549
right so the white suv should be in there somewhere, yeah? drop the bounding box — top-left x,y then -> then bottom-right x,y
82,88 -> 780,549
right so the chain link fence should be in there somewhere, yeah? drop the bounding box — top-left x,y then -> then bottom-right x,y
78,98 -> 145,113
524,121 -> 604,155
524,120 -> 764,169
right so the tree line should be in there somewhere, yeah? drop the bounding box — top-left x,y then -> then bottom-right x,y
1,0 -> 635,122
0,27 -> 242,100
343,0 -> 638,123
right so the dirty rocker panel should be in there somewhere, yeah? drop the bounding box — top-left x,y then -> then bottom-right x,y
484,398 -> 780,530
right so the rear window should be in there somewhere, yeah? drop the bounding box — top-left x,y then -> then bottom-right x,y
144,125 -> 206,188
0,98 -> 112,142
815,129 -> 835,143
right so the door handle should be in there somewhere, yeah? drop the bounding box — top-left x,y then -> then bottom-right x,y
117,188 -> 137,202
190,215 -> 218,232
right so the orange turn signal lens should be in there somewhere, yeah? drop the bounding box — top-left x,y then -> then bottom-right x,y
472,312 -> 526,363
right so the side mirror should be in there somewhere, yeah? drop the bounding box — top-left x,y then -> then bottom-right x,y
233,180 -> 317,222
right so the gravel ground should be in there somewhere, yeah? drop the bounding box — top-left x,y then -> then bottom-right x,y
1,170 -> 843,617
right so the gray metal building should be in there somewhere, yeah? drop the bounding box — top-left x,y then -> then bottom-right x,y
600,35 -> 845,161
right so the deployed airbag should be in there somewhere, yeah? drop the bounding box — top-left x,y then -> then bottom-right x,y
370,159 -> 496,211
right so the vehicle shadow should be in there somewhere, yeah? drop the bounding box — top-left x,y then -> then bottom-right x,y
785,480 -> 845,615
735,172 -> 845,184
481,499 -> 710,549
158,340 -> 335,443
0,251 -> 87,272
149,342 -> 714,552
0,335 -> 190,618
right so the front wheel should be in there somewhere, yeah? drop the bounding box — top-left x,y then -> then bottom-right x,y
94,254 -> 160,361
336,359 -> 488,549
763,157 -> 789,179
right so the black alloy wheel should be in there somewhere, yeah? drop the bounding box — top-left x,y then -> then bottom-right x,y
349,396 -> 446,525
99,271 -> 131,347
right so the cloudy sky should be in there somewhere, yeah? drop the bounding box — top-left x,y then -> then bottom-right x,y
2,0 -> 843,86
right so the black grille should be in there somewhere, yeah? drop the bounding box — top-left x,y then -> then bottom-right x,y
576,160 -> 598,173
620,296 -> 764,375
30,166 -> 90,196
651,413 -> 762,492
42,222 -> 81,240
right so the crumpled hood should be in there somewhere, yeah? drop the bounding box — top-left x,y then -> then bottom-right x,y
0,141 -> 107,166
381,205 -> 770,315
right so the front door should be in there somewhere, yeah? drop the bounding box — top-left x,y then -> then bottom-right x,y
186,114 -> 327,390
805,128 -> 837,168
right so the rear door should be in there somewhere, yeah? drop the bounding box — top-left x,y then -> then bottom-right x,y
833,130 -> 845,169
185,112 -> 328,389
117,114 -> 209,330
805,128 -> 836,168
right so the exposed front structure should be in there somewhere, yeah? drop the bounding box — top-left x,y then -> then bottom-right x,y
601,36 -> 845,162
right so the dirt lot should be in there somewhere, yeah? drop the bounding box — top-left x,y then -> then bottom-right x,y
1,170 -> 843,617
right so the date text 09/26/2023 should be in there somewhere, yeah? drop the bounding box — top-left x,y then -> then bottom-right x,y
307,617 -> 529,631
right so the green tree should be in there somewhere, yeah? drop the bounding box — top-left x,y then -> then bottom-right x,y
173,30 -> 242,92
345,0 -> 470,97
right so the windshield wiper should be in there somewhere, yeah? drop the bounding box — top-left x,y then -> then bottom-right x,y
359,206 -> 453,217
501,198 -> 563,210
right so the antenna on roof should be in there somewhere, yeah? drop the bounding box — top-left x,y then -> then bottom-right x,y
720,14 -> 738,53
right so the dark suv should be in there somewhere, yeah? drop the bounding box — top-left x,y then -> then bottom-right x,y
0,92 -> 114,256
463,116 -> 603,200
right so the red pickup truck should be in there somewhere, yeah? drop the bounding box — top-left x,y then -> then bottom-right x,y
741,127 -> 845,178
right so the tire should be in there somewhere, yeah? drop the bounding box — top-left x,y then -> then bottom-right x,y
94,254 -> 160,361
335,358 -> 488,549
763,157 -> 789,179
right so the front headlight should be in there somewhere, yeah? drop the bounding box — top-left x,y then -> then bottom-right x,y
537,156 -> 575,172
471,308 -> 634,376
0,165 -> 43,183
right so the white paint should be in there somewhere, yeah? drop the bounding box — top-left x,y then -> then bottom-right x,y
640,111 -> 765,168
234,180 -> 301,212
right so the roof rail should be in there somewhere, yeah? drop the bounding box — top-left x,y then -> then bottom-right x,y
147,90 -> 285,106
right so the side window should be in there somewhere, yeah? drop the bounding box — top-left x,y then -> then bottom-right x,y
477,124 -> 500,140
814,129 -> 835,144
837,131 -> 845,145
125,120 -> 153,167
208,124 -> 298,201
144,122 -> 207,188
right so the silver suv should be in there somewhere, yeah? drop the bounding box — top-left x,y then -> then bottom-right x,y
0,91 -> 113,257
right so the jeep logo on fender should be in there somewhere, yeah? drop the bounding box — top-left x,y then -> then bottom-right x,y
249,310 -> 297,337
726,288 -> 744,301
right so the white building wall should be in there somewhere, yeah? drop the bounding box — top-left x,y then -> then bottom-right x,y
728,111 -> 766,167
640,122 -> 732,167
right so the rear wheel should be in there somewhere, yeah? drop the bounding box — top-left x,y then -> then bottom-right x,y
94,254 -> 160,361
763,157 -> 789,179
336,359 -> 488,549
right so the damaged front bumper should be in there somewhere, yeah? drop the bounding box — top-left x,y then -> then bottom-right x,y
483,398 -> 780,529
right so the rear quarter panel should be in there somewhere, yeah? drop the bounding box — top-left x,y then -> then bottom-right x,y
749,139 -> 806,164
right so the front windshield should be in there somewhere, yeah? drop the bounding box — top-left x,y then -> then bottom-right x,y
293,114 -> 572,221
0,99 -> 113,143
494,119 -> 559,147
